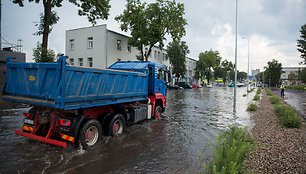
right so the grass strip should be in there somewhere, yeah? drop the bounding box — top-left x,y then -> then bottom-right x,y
286,85 -> 304,90
265,87 -> 273,96
269,95 -> 280,104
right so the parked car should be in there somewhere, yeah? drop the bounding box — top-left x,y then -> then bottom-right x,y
192,84 -> 202,88
168,84 -> 183,89
175,82 -> 193,89
228,82 -> 234,87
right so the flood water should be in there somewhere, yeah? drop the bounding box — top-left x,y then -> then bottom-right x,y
0,86 -> 256,174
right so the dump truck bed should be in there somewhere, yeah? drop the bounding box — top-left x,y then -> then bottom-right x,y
2,57 -> 148,110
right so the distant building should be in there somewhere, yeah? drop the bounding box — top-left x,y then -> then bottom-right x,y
65,24 -> 198,84
252,69 -> 260,77
281,67 -> 305,85
0,50 -> 26,91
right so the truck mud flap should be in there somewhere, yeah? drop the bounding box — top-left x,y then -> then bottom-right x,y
15,130 -> 67,148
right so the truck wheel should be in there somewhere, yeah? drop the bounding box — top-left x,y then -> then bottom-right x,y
153,106 -> 162,119
108,114 -> 125,137
79,119 -> 102,149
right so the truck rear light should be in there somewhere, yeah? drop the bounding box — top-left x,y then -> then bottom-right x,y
23,113 -> 31,119
60,119 -> 71,127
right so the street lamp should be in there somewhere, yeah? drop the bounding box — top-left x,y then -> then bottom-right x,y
233,0 -> 238,113
242,37 -> 250,93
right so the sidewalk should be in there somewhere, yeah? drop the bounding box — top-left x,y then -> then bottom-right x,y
270,87 -> 306,119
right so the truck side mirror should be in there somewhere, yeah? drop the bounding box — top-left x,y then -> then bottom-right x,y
167,71 -> 171,83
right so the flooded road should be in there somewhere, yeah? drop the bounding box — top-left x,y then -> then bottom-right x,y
0,87 -> 256,174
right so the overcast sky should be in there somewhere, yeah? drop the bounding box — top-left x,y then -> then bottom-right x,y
2,0 -> 306,72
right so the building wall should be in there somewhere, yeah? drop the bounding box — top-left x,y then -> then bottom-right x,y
66,25 -> 108,68
0,50 -> 26,92
65,25 -> 197,83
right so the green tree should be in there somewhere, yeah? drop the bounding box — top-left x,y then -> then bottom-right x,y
264,59 -> 282,86
195,50 -> 222,84
115,0 -> 187,61
33,42 -> 55,62
213,66 -> 226,82
298,68 -> 306,83
237,71 -> 247,81
255,72 -> 264,81
288,72 -> 298,81
34,11 -> 59,36
297,24 -> 306,64
167,40 -> 189,80
13,0 -> 111,59
214,60 -> 234,82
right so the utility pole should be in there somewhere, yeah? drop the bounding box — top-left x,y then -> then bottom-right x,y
0,0 -> 2,50
242,37 -> 249,93
233,0 -> 238,112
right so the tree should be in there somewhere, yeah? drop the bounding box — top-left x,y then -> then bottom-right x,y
255,72 -> 264,82
33,42 -> 55,62
13,0 -> 111,59
298,68 -> 306,83
288,72 -> 298,81
34,11 -> 59,36
115,0 -> 187,61
264,59 -> 282,86
297,24 -> 306,64
214,60 -> 234,82
167,40 -> 189,80
213,66 -> 226,82
195,50 -> 222,84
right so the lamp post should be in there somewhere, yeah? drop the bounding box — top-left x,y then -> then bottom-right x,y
242,37 -> 249,93
233,0 -> 238,113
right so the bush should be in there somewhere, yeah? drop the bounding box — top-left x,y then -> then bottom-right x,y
201,126 -> 255,174
243,94 -> 247,97
247,88 -> 254,93
286,85 -> 304,90
247,103 -> 258,111
274,104 -> 302,128
265,87 -> 273,96
256,87 -> 261,94
253,94 -> 260,101
269,95 -> 280,104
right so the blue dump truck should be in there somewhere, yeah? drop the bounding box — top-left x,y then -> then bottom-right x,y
2,56 -> 169,149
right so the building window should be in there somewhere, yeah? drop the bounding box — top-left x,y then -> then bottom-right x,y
154,51 -> 157,58
69,39 -> 75,50
69,58 -> 74,65
78,58 -> 83,66
158,51 -> 160,59
88,37 -> 93,49
127,45 -> 131,53
87,57 -> 93,67
117,40 -> 121,51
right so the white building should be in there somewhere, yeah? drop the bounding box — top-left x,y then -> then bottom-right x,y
65,24 -> 197,83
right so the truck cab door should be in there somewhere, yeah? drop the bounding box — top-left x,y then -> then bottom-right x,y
156,68 -> 167,96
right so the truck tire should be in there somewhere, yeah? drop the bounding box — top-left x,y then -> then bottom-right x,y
79,119 -> 102,149
107,114 -> 126,137
153,106 -> 162,119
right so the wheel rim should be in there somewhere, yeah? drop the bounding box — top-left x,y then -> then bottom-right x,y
113,120 -> 123,135
85,126 -> 99,146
